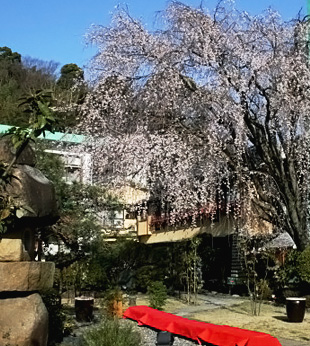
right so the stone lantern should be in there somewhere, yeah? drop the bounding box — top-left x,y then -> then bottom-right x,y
0,138 -> 58,346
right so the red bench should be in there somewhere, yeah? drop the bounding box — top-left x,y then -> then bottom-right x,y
123,306 -> 282,346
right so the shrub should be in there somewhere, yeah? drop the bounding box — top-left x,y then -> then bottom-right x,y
147,281 -> 167,310
40,289 -> 65,345
103,288 -> 124,317
82,318 -> 141,346
297,246 -> 310,283
256,279 -> 273,300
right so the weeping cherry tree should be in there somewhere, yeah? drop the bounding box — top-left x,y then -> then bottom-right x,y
81,1 -> 310,250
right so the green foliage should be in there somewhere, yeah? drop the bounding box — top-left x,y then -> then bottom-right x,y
35,144 -> 125,293
57,63 -> 84,89
297,246 -> 310,283
180,237 -> 203,304
0,47 -> 57,127
135,265 -> 164,292
58,240 -> 110,294
147,281 -> 168,310
0,159 -> 19,234
256,279 -> 272,300
63,315 -> 75,337
0,46 -> 85,130
18,89 -> 55,136
103,288 -> 124,316
237,234 -> 275,316
267,248 -> 310,300
35,145 -> 66,193
0,185 -> 16,234
0,89 -> 56,235
4,89 -> 55,152
40,288 -> 65,345
272,249 -> 300,289
82,318 -> 141,346
54,91 -> 86,130
54,63 -> 86,130
104,287 -> 124,303
0,47 -> 21,63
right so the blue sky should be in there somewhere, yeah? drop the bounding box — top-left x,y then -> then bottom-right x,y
0,0 -> 307,73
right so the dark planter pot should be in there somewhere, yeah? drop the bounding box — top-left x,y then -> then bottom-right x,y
286,297 -> 306,323
75,297 -> 94,322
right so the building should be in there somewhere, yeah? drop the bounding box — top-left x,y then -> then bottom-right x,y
0,124 -> 145,240
0,124 -> 92,184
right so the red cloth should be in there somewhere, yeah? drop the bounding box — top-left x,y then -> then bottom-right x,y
123,306 -> 282,346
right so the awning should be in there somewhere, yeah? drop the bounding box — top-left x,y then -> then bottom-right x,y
265,232 -> 296,249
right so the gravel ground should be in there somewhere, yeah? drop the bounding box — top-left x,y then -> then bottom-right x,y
61,317 -> 201,346
125,319 -> 201,346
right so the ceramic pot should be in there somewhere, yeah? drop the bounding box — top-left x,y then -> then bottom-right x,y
286,297 -> 306,322
75,297 -> 94,322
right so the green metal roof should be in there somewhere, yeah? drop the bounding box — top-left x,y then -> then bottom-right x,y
0,124 -> 85,144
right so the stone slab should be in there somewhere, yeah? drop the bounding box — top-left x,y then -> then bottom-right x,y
0,231 -> 32,261
0,262 -> 55,291
0,238 -> 23,261
0,293 -> 48,346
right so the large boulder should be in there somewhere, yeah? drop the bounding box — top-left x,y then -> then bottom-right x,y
0,262 -> 55,291
0,293 -> 48,346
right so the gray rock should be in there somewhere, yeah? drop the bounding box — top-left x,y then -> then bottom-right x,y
0,293 -> 48,346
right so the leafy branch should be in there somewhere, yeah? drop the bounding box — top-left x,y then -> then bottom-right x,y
0,89 -> 56,234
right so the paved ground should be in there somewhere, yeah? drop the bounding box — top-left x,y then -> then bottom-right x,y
173,293 -> 246,316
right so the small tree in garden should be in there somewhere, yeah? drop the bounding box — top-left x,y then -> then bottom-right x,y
238,234 -> 273,316
147,281 -> 168,310
81,1 -> 310,250
180,237 -> 203,304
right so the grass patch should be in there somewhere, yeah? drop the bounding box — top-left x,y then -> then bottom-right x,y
187,300 -> 310,342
